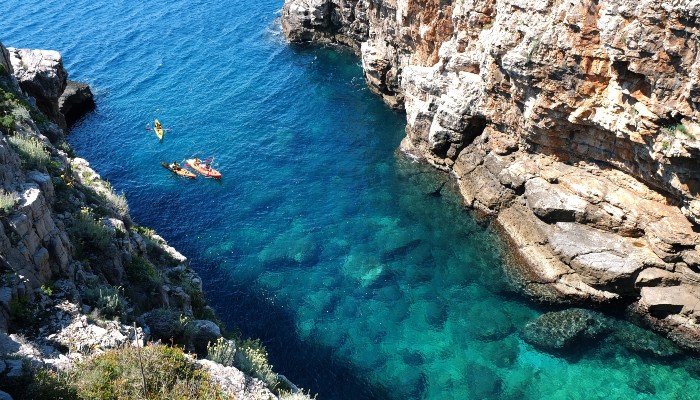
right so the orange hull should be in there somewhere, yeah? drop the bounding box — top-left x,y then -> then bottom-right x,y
186,159 -> 221,178
161,162 -> 196,179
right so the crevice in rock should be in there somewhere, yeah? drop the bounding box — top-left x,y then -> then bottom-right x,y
612,60 -> 651,99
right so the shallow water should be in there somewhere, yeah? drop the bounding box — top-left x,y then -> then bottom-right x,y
4,0 -> 700,398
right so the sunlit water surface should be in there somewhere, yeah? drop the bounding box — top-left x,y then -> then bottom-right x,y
4,1 -> 700,398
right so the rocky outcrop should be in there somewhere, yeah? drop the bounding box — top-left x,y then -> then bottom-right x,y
7,48 -> 68,133
282,0 -> 700,349
199,359 -> 278,400
59,81 -> 95,128
0,40 -> 301,399
6,47 -> 95,139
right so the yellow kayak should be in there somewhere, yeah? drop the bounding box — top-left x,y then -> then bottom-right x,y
154,119 -> 164,140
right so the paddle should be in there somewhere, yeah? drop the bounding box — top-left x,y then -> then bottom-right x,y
145,127 -> 171,131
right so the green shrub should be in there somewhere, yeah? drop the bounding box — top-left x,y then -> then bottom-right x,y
0,114 -> 15,134
26,369 -> 78,400
0,191 -> 16,215
29,344 -> 231,400
83,285 -> 126,319
111,192 -> 129,216
69,207 -> 113,256
125,256 -> 162,287
234,338 -> 280,391
40,284 -> 54,297
9,297 -> 31,324
133,225 -> 156,238
56,140 -> 77,158
8,135 -> 50,169
664,123 -> 695,140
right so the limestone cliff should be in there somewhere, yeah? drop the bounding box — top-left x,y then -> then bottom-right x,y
282,0 -> 700,349
0,41 -> 301,399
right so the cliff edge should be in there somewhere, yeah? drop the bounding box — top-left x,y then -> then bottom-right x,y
0,41 -> 305,399
281,0 -> 700,349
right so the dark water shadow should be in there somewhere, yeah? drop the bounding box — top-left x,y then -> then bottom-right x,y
197,259 -> 401,400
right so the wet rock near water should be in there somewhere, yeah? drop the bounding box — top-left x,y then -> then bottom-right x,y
281,0 -> 700,348
59,80 -> 95,128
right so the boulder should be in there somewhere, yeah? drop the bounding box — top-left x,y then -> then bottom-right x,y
141,309 -> 184,343
3,359 -> 22,378
635,268 -> 682,288
640,285 -> 700,318
0,42 -> 13,76
47,315 -> 144,354
612,321 -> 682,359
522,308 -> 611,353
58,80 -> 95,128
525,177 -> 589,222
189,319 -> 222,356
548,222 -> 665,292
646,215 -> 699,262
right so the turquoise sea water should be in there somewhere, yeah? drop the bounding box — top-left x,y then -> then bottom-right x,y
4,1 -> 700,398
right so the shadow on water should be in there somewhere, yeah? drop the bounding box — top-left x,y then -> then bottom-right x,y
199,261 -> 399,400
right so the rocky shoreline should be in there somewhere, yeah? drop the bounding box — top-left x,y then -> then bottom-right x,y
281,0 -> 700,351
0,41 -> 304,399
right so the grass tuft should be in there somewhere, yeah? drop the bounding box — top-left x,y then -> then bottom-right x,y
234,338 -> 280,391
206,337 -> 237,367
82,285 -> 126,319
8,135 -> 50,169
69,207 -> 113,257
0,190 -> 16,215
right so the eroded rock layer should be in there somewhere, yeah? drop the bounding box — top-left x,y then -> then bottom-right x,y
282,0 -> 700,348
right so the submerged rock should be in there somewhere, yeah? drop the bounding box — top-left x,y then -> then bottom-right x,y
612,321 -> 683,359
280,0 -> 700,348
522,308 -> 611,353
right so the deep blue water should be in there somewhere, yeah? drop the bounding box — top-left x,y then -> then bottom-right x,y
4,1 -> 700,398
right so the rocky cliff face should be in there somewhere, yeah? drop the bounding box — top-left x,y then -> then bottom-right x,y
0,41 -> 300,399
282,0 -> 700,348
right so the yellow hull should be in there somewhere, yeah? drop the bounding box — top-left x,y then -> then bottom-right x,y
154,119 -> 164,140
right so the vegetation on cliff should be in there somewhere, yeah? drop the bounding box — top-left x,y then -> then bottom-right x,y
0,44 -> 312,399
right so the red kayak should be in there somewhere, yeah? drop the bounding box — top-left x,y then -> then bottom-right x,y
186,159 -> 221,179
